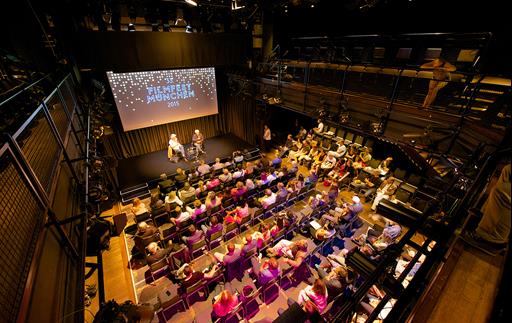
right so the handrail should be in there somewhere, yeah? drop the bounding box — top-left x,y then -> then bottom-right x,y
0,73 -> 53,107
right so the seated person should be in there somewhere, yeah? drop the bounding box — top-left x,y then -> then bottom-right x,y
244,161 -> 255,175
282,240 -> 308,268
359,147 -> 373,165
232,150 -> 244,164
212,157 -> 224,171
178,182 -> 196,202
197,159 -> 211,176
275,299 -> 322,323
269,150 -> 283,168
258,189 -> 277,209
136,221 -> 158,239
279,134 -> 295,158
315,222 -> 336,240
182,224 -> 205,248
201,215 -> 223,240
195,180 -> 208,198
371,177 -> 399,211
174,168 -> 188,189
186,199 -> 206,220
206,173 -> 221,190
205,191 -> 223,210
232,165 -> 245,179
276,182 -> 289,200
308,194 -> 325,209
165,191 -> 183,207
146,241 -> 187,267
297,278 -> 328,313
241,234 -> 258,257
314,119 -> 324,133
299,145 -> 320,164
351,172 -> 381,200
305,169 -> 319,185
168,134 -> 186,158
212,290 -> 240,320
230,181 -> 247,201
245,178 -> 256,191
224,201 -> 250,224
170,206 -> 191,225
178,264 -> 219,293
250,256 -> 281,286
329,140 -> 348,159
157,173 -> 174,195
150,199 -> 166,216
365,220 -> 402,250
322,195 -> 363,224
270,216 -> 289,237
252,223 -> 272,249
315,265 -> 354,301
345,145 -> 357,160
131,197 -> 148,216
213,242 -> 241,265
377,157 -> 393,175
266,239 -> 295,258
289,160 -> 299,174
289,141 -> 310,162
218,168 -> 233,183
327,183 -> 340,202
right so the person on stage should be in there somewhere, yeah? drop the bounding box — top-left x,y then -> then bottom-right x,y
168,134 -> 186,160
192,129 -> 206,154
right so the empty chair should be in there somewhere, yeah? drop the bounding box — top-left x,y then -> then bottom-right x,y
149,258 -> 168,282
183,280 -> 209,307
393,168 -> 407,181
135,211 -> 151,224
208,230 -> 223,250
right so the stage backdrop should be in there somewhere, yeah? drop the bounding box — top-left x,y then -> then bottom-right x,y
102,75 -> 256,159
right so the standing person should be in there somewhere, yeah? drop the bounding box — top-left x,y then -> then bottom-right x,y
263,125 -> 272,152
192,129 -> 206,154
420,57 -> 456,108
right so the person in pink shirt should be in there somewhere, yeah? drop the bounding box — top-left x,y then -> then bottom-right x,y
212,290 -> 239,319
297,278 -> 328,313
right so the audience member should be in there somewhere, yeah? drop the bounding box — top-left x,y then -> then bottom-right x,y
212,290 -> 239,320
179,264 -> 219,293
213,242 -> 241,265
157,173 -> 174,195
186,199 -> 207,220
136,221 -> 158,238
212,158 -> 224,171
178,182 -> 196,201
171,206 -> 191,225
219,168 -> 233,183
297,278 -> 328,313
165,191 -> 183,207
131,197 -> 148,216
197,160 -> 211,176
201,215 -> 223,240
174,168 -> 188,188
182,224 -> 205,248
371,177 -> 399,211
250,256 -> 281,286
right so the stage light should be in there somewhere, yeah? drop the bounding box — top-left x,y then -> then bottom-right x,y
232,0 -> 244,10
128,23 -> 135,31
186,25 -> 193,33
185,0 -> 198,6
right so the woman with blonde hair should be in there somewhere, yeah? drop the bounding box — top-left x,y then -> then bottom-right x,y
297,278 -> 328,312
131,197 -> 148,216
212,289 -> 239,319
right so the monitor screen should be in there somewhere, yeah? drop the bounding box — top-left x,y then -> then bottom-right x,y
396,48 -> 412,60
106,67 -> 218,131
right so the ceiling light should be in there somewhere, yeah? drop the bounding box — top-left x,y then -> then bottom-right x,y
232,0 -> 244,10
185,0 -> 198,6
128,23 -> 135,32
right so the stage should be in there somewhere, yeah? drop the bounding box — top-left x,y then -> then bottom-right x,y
116,134 -> 255,189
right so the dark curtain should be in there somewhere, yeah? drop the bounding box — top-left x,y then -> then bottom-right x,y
74,32 -> 250,72
219,93 -> 257,146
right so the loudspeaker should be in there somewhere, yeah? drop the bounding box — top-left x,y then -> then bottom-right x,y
113,213 -> 127,236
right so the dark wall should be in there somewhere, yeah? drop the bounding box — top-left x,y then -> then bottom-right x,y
74,31 -> 251,72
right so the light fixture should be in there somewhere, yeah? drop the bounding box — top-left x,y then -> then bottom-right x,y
128,23 -> 135,31
232,0 -> 244,10
185,0 -> 198,6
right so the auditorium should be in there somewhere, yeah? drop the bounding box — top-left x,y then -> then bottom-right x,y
1,1 -> 510,323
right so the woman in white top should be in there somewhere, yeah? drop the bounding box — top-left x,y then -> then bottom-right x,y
165,191 -> 183,206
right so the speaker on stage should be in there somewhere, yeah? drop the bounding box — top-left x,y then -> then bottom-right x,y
112,213 -> 127,236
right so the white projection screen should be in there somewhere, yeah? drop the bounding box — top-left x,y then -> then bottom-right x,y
106,67 -> 218,131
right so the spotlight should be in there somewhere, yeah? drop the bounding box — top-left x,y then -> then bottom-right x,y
128,23 -> 135,32
185,25 -> 193,33
232,0 -> 244,10
185,0 -> 198,6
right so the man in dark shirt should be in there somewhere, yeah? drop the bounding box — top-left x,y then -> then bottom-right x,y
136,221 -> 158,239
174,168 -> 187,189
158,173 -> 174,195
146,241 -> 187,266
179,264 -> 218,293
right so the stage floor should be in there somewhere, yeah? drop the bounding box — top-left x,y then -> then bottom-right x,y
116,134 -> 254,189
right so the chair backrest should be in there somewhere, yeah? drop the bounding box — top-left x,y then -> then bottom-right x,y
135,212 -> 151,223
135,232 -> 160,253
178,218 -> 193,230
149,257 -> 168,273
208,228 -> 222,241
225,221 -> 238,233
225,256 -> 242,281
191,239 -> 206,251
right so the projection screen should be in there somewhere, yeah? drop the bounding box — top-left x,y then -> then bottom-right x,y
106,67 -> 218,131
